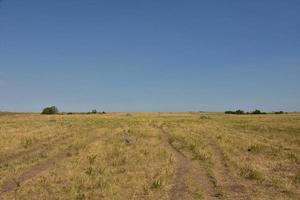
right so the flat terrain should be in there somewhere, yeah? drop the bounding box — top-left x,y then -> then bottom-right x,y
0,112 -> 299,199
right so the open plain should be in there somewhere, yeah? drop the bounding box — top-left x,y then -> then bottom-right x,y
0,112 -> 299,200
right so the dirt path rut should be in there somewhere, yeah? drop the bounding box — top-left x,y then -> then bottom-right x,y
158,128 -> 219,200
0,134 -> 101,197
0,134 -> 74,165
208,140 -> 251,200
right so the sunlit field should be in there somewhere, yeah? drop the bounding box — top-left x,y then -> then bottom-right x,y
0,113 -> 299,200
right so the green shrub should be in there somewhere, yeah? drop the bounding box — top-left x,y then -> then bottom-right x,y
41,106 -> 59,114
251,109 -> 266,114
225,110 -> 245,114
235,109 -> 245,114
274,111 -> 284,114
225,109 -> 267,115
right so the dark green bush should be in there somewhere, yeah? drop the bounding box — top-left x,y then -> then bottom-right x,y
274,111 -> 284,114
235,109 -> 245,114
225,110 -> 245,114
41,106 -> 59,114
225,109 -> 267,115
251,110 -> 266,114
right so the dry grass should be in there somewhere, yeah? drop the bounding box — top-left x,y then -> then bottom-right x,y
0,112 -> 299,199
162,113 -> 300,199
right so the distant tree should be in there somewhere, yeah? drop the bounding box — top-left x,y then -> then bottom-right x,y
225,110 -> 245,114
226,109 -> 268,115
274,111 -> 284,114
91,109 -> 97,114
235,109 -> 245,114
41,106 -> 59,114
251,109 -> 266,114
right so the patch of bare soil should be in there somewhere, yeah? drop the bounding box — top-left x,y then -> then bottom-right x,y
0,134 -> 102,197
158,128 -> 219,200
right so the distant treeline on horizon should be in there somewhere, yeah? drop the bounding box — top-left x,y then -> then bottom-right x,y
224,109 -> 285,115
0,106 -> 295,115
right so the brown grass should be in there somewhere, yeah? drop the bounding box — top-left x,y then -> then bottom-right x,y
0,113 -> 299,199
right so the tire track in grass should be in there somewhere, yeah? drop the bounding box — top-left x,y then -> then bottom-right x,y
158,127 -> 219,200
0,133 -> 75,166
0,133 -> 103,197
208,140 -> 251,200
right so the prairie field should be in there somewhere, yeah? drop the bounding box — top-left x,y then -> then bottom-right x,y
0,112 -> 299,200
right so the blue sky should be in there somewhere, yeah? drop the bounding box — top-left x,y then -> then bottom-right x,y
0,0 -> 299,112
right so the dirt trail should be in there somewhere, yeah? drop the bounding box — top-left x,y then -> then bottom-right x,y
0,134 -> 101,197
0,133 -> 74,165
0,150 -> 67,195
208,140 -> 251,200
158,127 -> 219,200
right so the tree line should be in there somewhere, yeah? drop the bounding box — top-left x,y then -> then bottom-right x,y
225,109 -> 284,115
41,106 -> 105,115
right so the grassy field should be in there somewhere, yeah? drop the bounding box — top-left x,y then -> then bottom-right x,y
0,113 -> 299,200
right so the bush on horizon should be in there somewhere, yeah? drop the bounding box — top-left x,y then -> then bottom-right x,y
251,109 -> 266,114
225,109 -> 267,115
225,110 -> 245,115
41,106 -> 59,115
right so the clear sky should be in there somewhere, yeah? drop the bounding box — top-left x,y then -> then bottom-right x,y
0,0 -> 299,112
